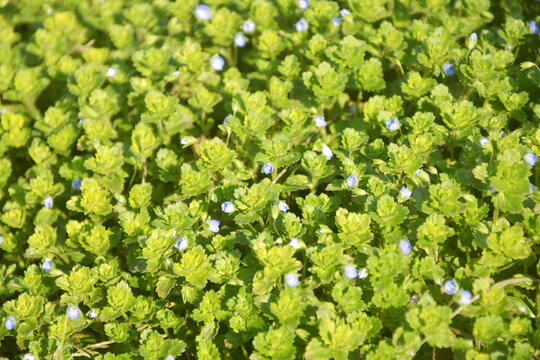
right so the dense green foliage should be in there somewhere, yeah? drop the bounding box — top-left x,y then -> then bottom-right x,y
0,0 -> 539,359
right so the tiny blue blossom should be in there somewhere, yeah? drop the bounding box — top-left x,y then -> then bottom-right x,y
524,152 -> 537,166
194,4 -> 211,20
166,259 -> 171,265
263,162 -> 274,174
442,63 -> 455,76
234,33 -> 247,47
174,237 -> 188,250
67,305 -> 81,320
344,265 -> 358,280
297,0 -> 309,9
208,219 -> 220,233
458,290 -> 472,305
72,178 -> 82,191
469,32 -> 477,44
314,115 -> 326,127
386,118 -> 399,131
415,169 -> 422,177
181,137 -> 189,145
296,19 -> 308,32
399,240 -> 412,255
210,55 -> 225,71
357,267 -> 368,279
330,17 -> 341,27
23,354 -> 35,360
221,201 -> 235,213
479,138 -> 489,148
243,20 -> 255,33
339,9 -> 350,18
346,174 -> 359,187
530,183 -> 535,194
444,280 -> 459,295
321,144 -> 333,160
285,273 -> 299,287
289,237 -> 301,250
487,185 -> 495,194
0,236 -> 3,246
278,201 -> 288,212
166,356 -> 175,360
400,186 -> 412,199
106,66 -> 116,77
518,306 -> 527,313
88,309 -> 97,319
530,20 -> 539,34
172,70 -> 179,77
42,257 -> 52,273
4,316 -> 15,330
223,114 -> 232,125
44,196 -> 53,209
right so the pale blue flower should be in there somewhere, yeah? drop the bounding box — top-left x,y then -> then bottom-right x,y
297,0 -> 309,9
285,273 -> 299,287
444,280 -> 459,295
386,118 -> 399,131
0,236 -> 3,246
289,237 -> 301,249
166,356 -> 175,360
458,290 -> 472,305
346,174 -> 358,187
174,237 -> 188,250
223,114 -> 232,125
442,63 -> 455,76
67,305 -> 81,320
357,267 -> 368,279
44,196 -> 53,209
530,20 -> 539,34
23,354 -> 35,360
524,152 -> 537,166
530,183 -> 536,194
331,17 -> 341,27
344,265 -> 358,280
221,201 -> 234,213
339,9 -> 350,18
234,33 -> 247,47
172,70 -> 180,77
243,20 -> 255,33
479,138 -> 489,148
4,316 -> 15,330
208,219 -> 220,233
487,185 -> 495,194
180,137 -> 189,145
321,144 -> 333,160
88,309 -> 97,319
469,32 -> 477,43
42,257 -> 52,273
263,162 -> 274,174
106,66 -> 116,77
415,169 -> 422,177
399,240 -> 412,255
296,19 -> 308,32
194,4 -> 211,20
314,115 -> 326,127
72,178 -> 82,191
518,306 -> 527,313
210,55 -> 225,71
278,201 -> 288,212
400,186 -> 412,199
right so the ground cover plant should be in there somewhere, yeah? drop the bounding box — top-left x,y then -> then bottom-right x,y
0,0 -> 539,359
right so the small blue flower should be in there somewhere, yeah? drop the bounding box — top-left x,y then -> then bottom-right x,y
72,178 -> 82,191
339,9 -> 350,18
208,219 -> 220,233
330,17 -> 341,27
444,280 -> 459,295
23,354 -> 35,360
221,201 -> 235,213
524,152 -> 537,166
458,290 -> 472,305
487,185 -> 495,194
88,309 -> 97,319
106,66 -> 117,77
296,19 -> 308,32
210,55 -> 225,71
399,240 -> 412,255
166,356 -> 175,360
67,305 -> 81,320
400,186 -> 412,199
529,20 -> 539,34
346,174 -> 358,188
385,118 -> 399,131
479,138 -> 489,148
314,115 -> 326,127
344,265 -> 358,280
42,257 -> 52,273
0,235 -> 3,246
518,306 -> 527,313
357,267 -> 368,279
44,196 -> 53,209
194,4 -> 211,20
285,273 -> 299,287
4,316 -> 15,331
223,114 -> 232,125
181,137 -> 189,145
263,162 -> 274,175
530,183 -> 536,194
172,70 -> 180,77
415,169 -> 422,177
243,20 -> 255,33
174,237 -> 188,250
297,0 -> 309,9
321,144 -> 333,160
442,63 -> 455,76
234,33 -> 247,47
289,237 -> 301,249
278,201 -> 288,212
469,32 -> 477,44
